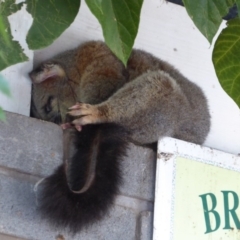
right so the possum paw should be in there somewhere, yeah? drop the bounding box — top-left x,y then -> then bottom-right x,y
68,102 -> 106,128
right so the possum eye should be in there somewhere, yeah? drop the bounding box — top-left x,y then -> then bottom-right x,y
44,96 -> 54,114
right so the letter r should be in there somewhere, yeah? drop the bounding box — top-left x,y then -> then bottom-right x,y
222,191 -> 240,229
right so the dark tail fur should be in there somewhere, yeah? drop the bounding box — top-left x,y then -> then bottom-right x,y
35,123 -> 128,233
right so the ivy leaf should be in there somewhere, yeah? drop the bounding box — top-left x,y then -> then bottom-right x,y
0,0 -> 28,71
0,74 -> 11,96
213,18 -> 240,108
86,0 -> 143,66
182,0 -> 235,43
26,0 -> 81,50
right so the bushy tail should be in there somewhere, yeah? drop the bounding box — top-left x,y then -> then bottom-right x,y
35,123 -> 128,233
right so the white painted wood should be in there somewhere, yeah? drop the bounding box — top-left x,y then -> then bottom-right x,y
32,0 -> 240,154
154,137 -> 240,240
0,4 -> 33,116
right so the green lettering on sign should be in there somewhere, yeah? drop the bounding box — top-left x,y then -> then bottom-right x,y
222,191 -> 240,230
199,193 -> 221,233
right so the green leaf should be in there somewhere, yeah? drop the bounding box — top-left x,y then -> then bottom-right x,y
0,74 -> 11,96
26,0 -> 81,50
182,0 -> 235,43
213,18 -> 240,108
236,0 -> 240,18
86,0 -> 143,66
0,0 -> 28,71
0,107 -> 6,122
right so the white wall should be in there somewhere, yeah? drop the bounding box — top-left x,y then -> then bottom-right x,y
1,0 -> 240,155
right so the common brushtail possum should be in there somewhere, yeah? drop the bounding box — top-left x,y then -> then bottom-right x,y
29,41 -> 210,233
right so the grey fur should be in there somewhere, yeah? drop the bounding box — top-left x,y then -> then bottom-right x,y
30,40 -> 210,144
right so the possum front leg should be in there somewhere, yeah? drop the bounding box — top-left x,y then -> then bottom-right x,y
68,103 -> 109,130
67,70 -> 191,144
67,70 -> 182,135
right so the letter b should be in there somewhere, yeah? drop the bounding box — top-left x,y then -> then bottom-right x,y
199,193 -> 221,233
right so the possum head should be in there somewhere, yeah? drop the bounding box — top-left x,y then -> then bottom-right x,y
29,61 -> 78,124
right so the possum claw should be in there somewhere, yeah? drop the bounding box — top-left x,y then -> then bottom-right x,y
68,102 -> 82,110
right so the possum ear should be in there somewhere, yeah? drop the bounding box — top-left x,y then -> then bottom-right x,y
29,62 -> 66,84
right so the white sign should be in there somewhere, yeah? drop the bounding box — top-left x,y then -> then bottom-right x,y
154,137 -> 240,240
